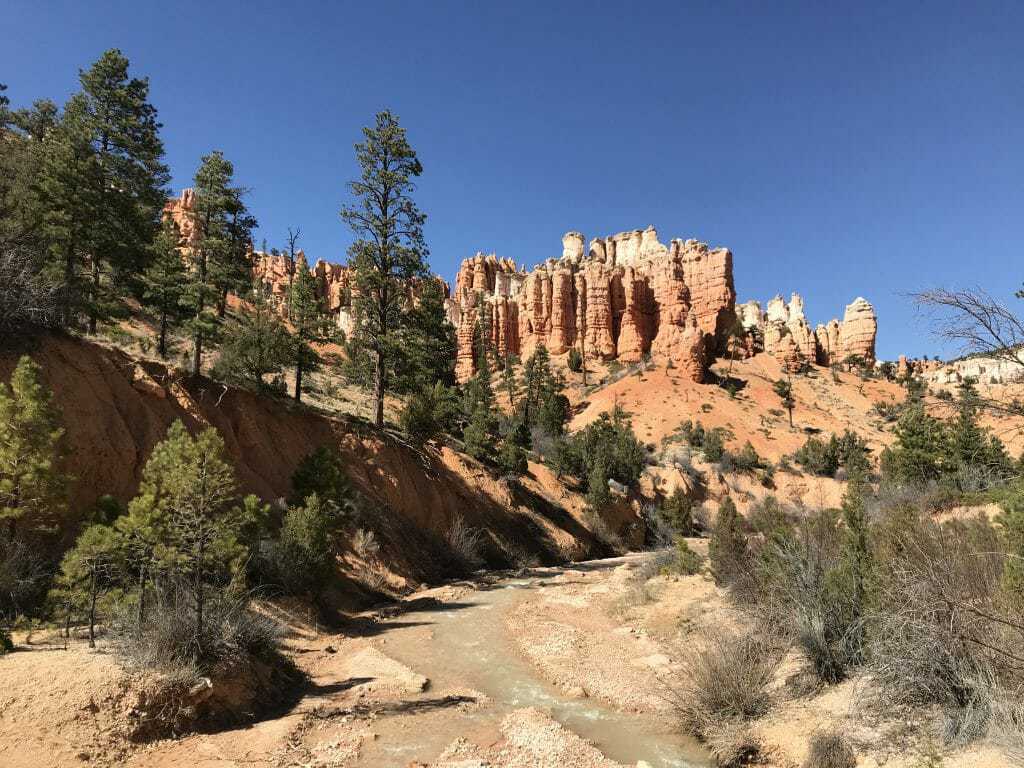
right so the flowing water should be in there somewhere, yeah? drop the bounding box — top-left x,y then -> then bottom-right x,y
365,560 -> 712,767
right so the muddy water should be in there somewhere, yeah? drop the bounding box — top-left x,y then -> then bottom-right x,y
369,562 -> 712,767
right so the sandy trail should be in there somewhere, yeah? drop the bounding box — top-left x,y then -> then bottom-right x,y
1,555 -> 710,768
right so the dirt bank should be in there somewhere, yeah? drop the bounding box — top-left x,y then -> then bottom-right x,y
1,333 -> 636,589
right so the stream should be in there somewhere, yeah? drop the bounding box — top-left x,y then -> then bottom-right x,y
359,557 -> 712,767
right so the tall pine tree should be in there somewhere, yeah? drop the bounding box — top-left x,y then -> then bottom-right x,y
340,111 -> 429,427
288,252 -> 333,402
0,356 -> 68,538
141,219 -> 188,357
70,49 -> 169,333
184,151 -> 253,377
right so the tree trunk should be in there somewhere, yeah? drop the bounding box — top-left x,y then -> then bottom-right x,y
192,333 -> 202,377
88,568 -> 97,649
294,357 -> 303,402
581,334 -> 588,387
218,287 -> 228,318
158,312 -> 168,358
88,259 -> 100,335
136,562 -> 147,629
373,349 -> 385,428
64,244 -> 76,328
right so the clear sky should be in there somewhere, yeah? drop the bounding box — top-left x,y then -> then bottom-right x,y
3,1 -> 1022,360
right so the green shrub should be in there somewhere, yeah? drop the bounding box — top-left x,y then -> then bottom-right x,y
400,382 -> 458,446
660,488 -> 695,535
567,347 -> 583,372
674,538 -> 704,575
709,497 -> 748,586
703,428 -> 726,462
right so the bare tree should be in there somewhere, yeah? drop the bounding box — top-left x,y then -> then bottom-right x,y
914,288 -> 1024,369
913,287 -> 1024,418
0,244 -> 62,333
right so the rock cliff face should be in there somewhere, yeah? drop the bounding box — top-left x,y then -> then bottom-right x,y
448,227 -> 734,382
738,293 -> 878,372
252,251 -> 356,330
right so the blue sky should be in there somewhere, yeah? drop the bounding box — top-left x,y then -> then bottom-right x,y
3,1 -> 1022,360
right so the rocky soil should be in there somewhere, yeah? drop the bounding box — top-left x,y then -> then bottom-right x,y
3,551 -> 1016,767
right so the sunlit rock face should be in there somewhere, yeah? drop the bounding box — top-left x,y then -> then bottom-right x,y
449,227 -> 734,382
741,292 -> 877,369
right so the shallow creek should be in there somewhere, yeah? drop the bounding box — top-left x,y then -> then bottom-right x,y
360,559 -> 712,767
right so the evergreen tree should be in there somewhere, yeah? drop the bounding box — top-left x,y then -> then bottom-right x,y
880,403 -> 947,484
34,104 -> 96,326
68,49 -> 169,333
212,287 -> 291,391
520,344 -> 559,426
287,252 -> 333,402
946,378 -> 989,468
998,491 -> 1024,599
340,111 -> 430,427
501,355 -> 521,411
660,487 -> 695,536
184,151 -> 253,377
140,219 -> 187,357
128,421 -> 256,652
498,416 -> 531,476
0,356 -> 68,538
400,381 -> 458,446
709,496 -> 748,586
277,493 -> 334,595
462,328 -> 498,461
838,461 -> 871,645
394,277 -> 457,393
773,377 -> 795,427
289,445 -> 354,515
52,523 -> 120,648
1,85 -> 57,249
586,458 -> 612,511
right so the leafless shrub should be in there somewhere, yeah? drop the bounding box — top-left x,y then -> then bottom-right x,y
0,536 -> 50,621
0,243 -> 63,334
991,690 -> 1024,764
701,719 -> 763,767
803,729 -> 856,768
111,585 -> 284,675
584,508 -> 624,552
445,515 -> 485,571
867,513 -> 1024,744
352,528 -> 380,561
667,626 -> 784,738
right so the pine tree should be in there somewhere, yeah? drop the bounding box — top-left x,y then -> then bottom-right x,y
520,344 -> 559,426
709,496 -> 748,586
34,105 -> 96,326
140,219 -> 187,357
839,461 -> 871,644
69,49 -> 169,333
462,325 -> 498,461
278,493 -> 334,595
340,111 -> 429,427
129,421 -> 253,652
289,445 -> 355,515
946,377 -> 989,469
212,287 -> 291,391
773,377 -> 795,427
184,151 -> 253,377
0,356 -> 68,538
1,85 -> 57,249
394,277 -> 457,394
52,523 -> 120,648
880,403 -> 946,484
287,252 -> 333,401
